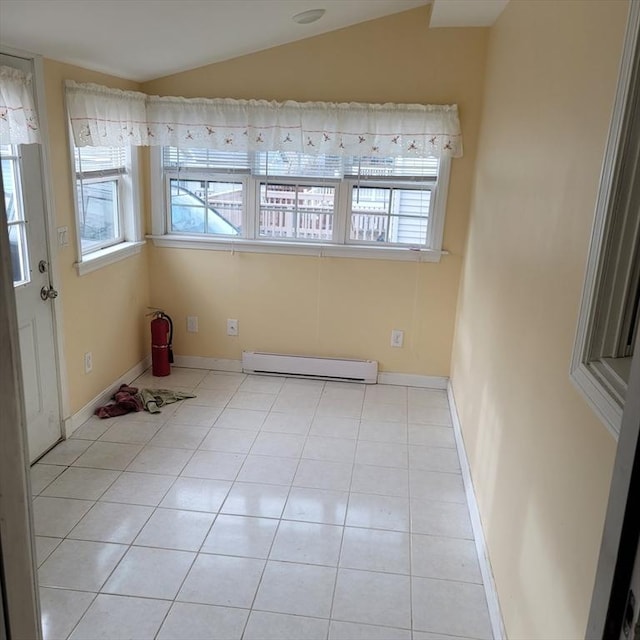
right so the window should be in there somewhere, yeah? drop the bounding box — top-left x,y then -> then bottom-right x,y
349,186 -> 431,244
259,182 -> 336,241
155,148 -> 448,258
573,98 -> 640,433
74,146 -> 126,254
67,82 -> 461,261
572,12 -> 640,438
70,142 -> 143,273
169,178 -> 242,235
1,144 -> 29,286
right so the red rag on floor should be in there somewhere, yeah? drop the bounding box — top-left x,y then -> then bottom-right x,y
94,384 -> 142,419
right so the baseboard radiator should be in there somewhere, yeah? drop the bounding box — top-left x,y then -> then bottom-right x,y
242,351 -> 378,384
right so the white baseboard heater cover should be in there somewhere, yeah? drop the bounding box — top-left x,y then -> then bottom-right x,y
242,351 -> 378,384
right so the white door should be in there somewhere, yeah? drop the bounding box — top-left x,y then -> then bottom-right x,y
1,53 -> 61,462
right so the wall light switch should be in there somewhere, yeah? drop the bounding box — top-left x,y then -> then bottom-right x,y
57,226 -> 69,247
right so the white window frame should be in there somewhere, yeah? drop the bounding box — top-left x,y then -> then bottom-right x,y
165,172 -> 249,237
256,178 -> 340,243
76,169 -> 124,252
571,0 -> 640,439
68,139 -> 144,275
1,144 -> 30,287
346,179 -> 437,248
150,147 -> 451,262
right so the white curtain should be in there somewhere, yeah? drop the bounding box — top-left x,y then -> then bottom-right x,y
0,65 -> 41,145
146,96 -> 462,158
66,81 -> 463,158
66,80 -> 147,147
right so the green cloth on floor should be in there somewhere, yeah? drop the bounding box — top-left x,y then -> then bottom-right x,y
139,388 -> 196,413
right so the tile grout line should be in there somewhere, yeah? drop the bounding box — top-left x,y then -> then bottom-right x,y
200,376 -> 258,640
56,389 -> 201,640
60,590 -> 101,640
407,392 -> 416,638
239,378 -> 325,639
36,370 -> 490,639
38,369 -> 198,639
162,374 -> 248,606
143,371 -> 241,640
326,386 -> 365,636
60,402 -> 186,640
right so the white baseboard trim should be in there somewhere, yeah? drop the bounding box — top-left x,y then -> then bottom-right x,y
378,372 -> 448,389
173,358 -> 446,388
173,355 -> 243,372
66,356 -> 151,436
447,382 -> 506,640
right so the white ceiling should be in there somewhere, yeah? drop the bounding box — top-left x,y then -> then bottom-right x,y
0,0 -> 508,83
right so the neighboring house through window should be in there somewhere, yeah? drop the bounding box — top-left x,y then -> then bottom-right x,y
154,148 -> 450,259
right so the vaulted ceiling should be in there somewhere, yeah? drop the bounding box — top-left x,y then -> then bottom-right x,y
0,0 -> 508,82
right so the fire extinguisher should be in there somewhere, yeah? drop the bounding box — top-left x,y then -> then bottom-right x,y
150,310 -> 174,376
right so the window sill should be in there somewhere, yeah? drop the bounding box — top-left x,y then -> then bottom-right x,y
570,361 -> 622,440
146,235 -> 447,262
74,240 -> 146,276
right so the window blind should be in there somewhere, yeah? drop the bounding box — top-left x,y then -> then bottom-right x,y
343,156 -> 438,181
253,151 -> 343,180
74,146 -> 127,178
163,148 -> 436,182
162,147 -> 250,172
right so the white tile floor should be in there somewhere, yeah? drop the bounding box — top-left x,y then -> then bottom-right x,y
32,368 -> 493,640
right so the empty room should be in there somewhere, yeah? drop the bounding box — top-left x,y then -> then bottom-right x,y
1,0 -> 639,638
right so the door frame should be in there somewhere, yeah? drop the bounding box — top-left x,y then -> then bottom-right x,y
587,322 -> 640,638
585,2 -> 640,635
0,160 -> 42,639
1,45 -> 70,439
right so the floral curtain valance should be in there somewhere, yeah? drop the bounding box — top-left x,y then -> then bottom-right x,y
66,80 -> 463,158
0,65 -> 41,145
65,81 -> 147,147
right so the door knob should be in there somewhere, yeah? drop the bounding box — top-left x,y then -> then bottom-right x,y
40,286 -> 59,301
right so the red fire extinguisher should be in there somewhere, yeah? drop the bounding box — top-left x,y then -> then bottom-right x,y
150,311 -> 174,376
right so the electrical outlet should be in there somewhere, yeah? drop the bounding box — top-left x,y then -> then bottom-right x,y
187,316 -> 198,332
227,319 -> 239,336
390,329 -> 404,348
84,351 -> 93,373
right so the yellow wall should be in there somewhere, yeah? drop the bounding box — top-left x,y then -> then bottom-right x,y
22,1 -> 634,632
449,1 -> 629,637
142,7 -> 488,375
43,60 -> 150,414
37,7 -> 487,413
148,250 -> 461,375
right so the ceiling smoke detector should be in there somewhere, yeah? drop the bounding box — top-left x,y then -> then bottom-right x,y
292,8 -> 326,24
